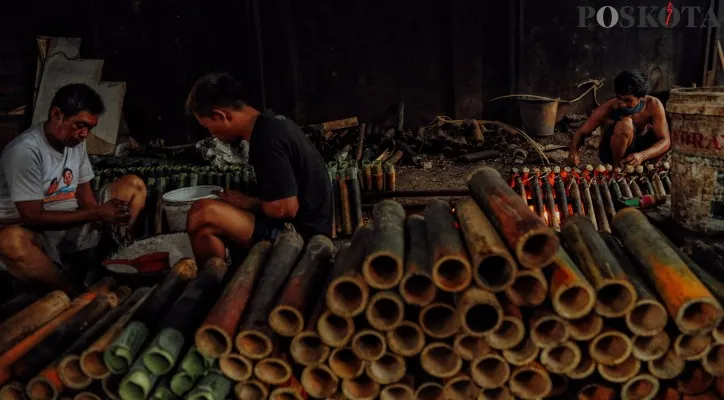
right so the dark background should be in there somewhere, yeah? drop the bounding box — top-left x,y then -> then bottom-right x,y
0,0 -> 720,146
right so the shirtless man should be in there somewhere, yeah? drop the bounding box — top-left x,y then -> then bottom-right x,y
569,70 -> 671,167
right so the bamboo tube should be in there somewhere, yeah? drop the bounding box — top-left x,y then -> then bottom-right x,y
648,349 -> 685,379
600,233 -> 668,337
185,371 -> 232,400
609,178 -> 623,201
118,355 -> 159,400
105,259 -> 197,374
301,364 -> 339,398
548,373 -> 568,398
471,353 -> 509,389
197,241 -> 271,359
484,296 -> 524,350
541,175 -> 559,230
443,373 -> 478,400
290,329 -> 329,368
509,362 -> 552,400
566,346 -> 596,380
618,176 -> 634,198
269,388 -> 303,400
365,353 -> 405,384
253,352 -> 292,386
318,310 -> 354,348
381,383 -> 414,400
479,386 -> 513,400
290,289 -> 332,366
568,178 -> 584,217
385,164 -> 397,192
502,336 -> 539,367
351,330 -> 387,362
419,303 -> 460,339
0,291 -> 71,354
578,384 -> 616,400
150,375 -> 174,400
424,201 -> 472,292
632,330 -> 670,361
218,353 -> 252,382
342,374 -> 380,400
329,347 -> 364,379
362,200 -> 405,290
467,167 -> 559,269
74,393 -> 101,400
599,178 -> 616,221
169,346 -> 213,396
458,286 -> 502,337
456,198 -> 517,292
399,216 -> 437,307
338,175 -> 353,235
612,208 -> 724,335
504,269 -> 547,307
590,328 -> 633,366
703,343 -> 724,377
630,178 -> 643,197
529,306 -> 569,349
598,355 -> 640,383
567,312 -> 603,341
560,215 -> 637,318
540,341 -> 581,374
420,342 -> 462,379
620,374 -> 660,400
454,332 -> 490,362
0,293 -> 39,321
102,374 -> 121,400
348,166 -> 364,228
373,161 -> 385,192
143,258 -> 227,375
530,174 -> 545,218
548,247 -> 596,319
678,365 -> 714,395
26,364 -> 63,400
327,226 -> 372,316
79,288 -> 153,380
675,333 -> 712,361
366,291 -> 405,331
414,382 -> 443,400
554,174 -> 570,221
579,180 -> 598,230
387,321 -> 425,357
717,378 -> 724,398
269,235 -> 334,337
234,379 -> 268,400
0,382 -> 23,400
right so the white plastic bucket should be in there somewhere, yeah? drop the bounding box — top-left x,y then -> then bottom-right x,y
162,185 -> 222,232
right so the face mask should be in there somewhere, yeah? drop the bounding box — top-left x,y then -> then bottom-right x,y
611,100 -> 644,121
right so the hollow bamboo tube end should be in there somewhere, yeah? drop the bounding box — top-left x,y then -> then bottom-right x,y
268,305 -> 304,338
675,333 -> 712,361
541,341 -> 581,374
503,336 -> 539,367
598,355 -> 640,383
365,353 -> 406,385
399,271 -> 437,307
515,227 -> 560,269
530,311 -> 569,349
703,343 -> 724,377
485,315 -> 524,351
567,313 -> 603,341
478,386 -> 513,400
234,379 -> 268,400
79,350 -> 109,380
351,330 -> 387,362
381,383 -> 414,400
269,387 -> 304,400
648,349 -> 685,380
196,324 -> 233,359
25,376 -> 59,400
621,374 -> 659,400
473,253 -> 517,293
235,329 -> 273,360
471,353 -> 510,389
454,332 -> 491,361
329,347 -> 364,380
578,384 -> 616,400
318,311 -> 355,347
566,348 -> 596,380
676,297 -> 724,336
632,330 -> 670,361
509,362 -> 552,400
548,373 -> 569,398
327,276 -> 369,317
301,364 -> 339,398
594,280 -> 637,318
443,374 -> 478,400
366,291 -> 404,332
420,343 -> 462,379
58,355 -> 92,390
505,269 -> 548,307
341,374 -> 380,400
550,253 -> 596,318
387,321 -> 425,357
432,255 -> 472,293
362,251 -> 404,290
625,299 -> 668,337
590,329 -> 633,366
254,357 -> 292,386
0,382 -> 24,400
290,331 -> 330,367
419,303 -> 460,339
459,287 -> 503,337
414,382 -> 444,400
219,353 -> 253,382
677,365 -> 714,395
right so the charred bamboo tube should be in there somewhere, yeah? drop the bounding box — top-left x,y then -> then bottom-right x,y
0,291 -> 71,354
79,288 -> 153,380
598,355 -> 640,383
567,312 -> 603,341
612,208 -> 724,335
348,166 -> 364,228
704,343 -> 724,377
318,310 -> 354,348
579,180 -> 598,230
420,343 -> 462,379
621,374 -> 660,400
185,371 -> 232,400
588,180 -> 610,233
327,225 -> 371,317
356,124 -> 366,161
560,215 -> 637,318
365,352 -> 405,384
458,286 -> 502,337
566,346 -> 596,380
630,178 -> 643,197
381,383 -> 414,400
234,379 -> 268,400
675,333 -> 712,361
118,355 -> 159,400
548,247 -> 596,319
218,353 -> 252,382
253,352 -> 292,386
632,330 -> 670,361
105,259 -> 197,374
513,170 -> 525,202
479,386 -> 513,400
342,374 -> 380,400
618,176 -> 633,198
25,364 -> 62,400
456,198 -> 517,292
599,178 -> 616,221
329,167 -> 341,236
338,175 -> 353,235
541,176 -> 559,230
290,314 -> 330,368
0,292 -> 40,321
362,200 -> 405,290
269,235 -> 334,337
649,349 -> 685,380
0,382 -> 23,400
169,346 -> 213,396
329,347 -> 364,379
399,216 -> 436,306
568,179 -> 584,216
541,341 -> 581,374
677,365 -> 714,395
505,268 -> 547,307
385,164 -> 397,192
13,292 -> 119,381
485,296 -> 524,350
609,178 -> 623,202
503,335 -> 539,367
366,291 -> 404,331
232,234 -> 302,360
529,306 -> 569,348
578,384 -> 616,400
554,174 -> 570,220
419,303 -> 460,339
301,364 -> 339,398
471,353 -> 510,389
466,167 -> 559,269
530,174 -> 545,218
454,332 -> 490,362
509,362 -> 551,400
424,201 -> 472,292
102,374 -> 121,400
414,382 -> 443,400
351,329 -> 386,362
590,328 -> 633,366
600,233 -> 667,337
548,373 -> 568,398
142,259 -> 226,375
387,321 -> 425,357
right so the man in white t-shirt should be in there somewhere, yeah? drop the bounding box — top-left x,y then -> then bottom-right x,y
0,84 -> 147,294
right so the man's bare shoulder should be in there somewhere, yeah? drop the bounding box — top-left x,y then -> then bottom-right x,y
645,95 -> 665,111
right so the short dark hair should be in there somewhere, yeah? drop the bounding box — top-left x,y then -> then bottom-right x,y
185,72 -> 247,117
63,168 -> 72,176
614,70 -> 648,97
49,83 -> 105,118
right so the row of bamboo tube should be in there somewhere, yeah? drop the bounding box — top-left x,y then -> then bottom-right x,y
0,166 -> 722,400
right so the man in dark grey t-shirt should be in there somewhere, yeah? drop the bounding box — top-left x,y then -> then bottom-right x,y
185,73 -> 332,265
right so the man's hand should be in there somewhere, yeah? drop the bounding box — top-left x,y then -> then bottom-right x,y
622,152 -> 645,167
568,151 -> 581,167
97,198 -> 131,224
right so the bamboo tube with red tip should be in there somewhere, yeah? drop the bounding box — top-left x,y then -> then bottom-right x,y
597,166 -> 617,221
399,216 -> 437,307
530,169 -> 545,219
588,180 -> 611,233
541,167 -> 559,230
567,170 -> 584,216
553,167 -> 570,221
511,168 -> 526,202
612,208 -> 724,335
579,177 -> 598,230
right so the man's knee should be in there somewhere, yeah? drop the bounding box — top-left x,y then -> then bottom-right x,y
613,118 -> 635,140
187,199 -> 221,232
0,226 -> 37,261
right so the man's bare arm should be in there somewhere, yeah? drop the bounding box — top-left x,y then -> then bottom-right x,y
637,98 -> 671,161
15,200 -> 99,229
214,189 -> 299,220
76,182 -> 99,211
570,101 -> 612,154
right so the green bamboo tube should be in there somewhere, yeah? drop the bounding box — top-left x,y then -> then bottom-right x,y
185,372 -> 231,400
169,346 -> 213,396
231,172 -> 240,190
189,173 -> 199,187
179,173 -> 188,188
118,356 -> 159,400
150,375 -> 176,400
170,175 -> 180,190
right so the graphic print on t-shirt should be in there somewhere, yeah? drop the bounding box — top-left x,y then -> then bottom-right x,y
44,167 -> 77,203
